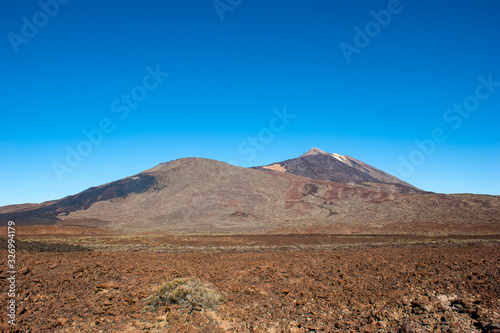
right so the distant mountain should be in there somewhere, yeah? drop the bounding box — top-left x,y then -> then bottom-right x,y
0,151 -> 499,235
255,148 -> 417,191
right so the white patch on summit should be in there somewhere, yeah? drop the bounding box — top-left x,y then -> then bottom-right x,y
331,153 -> 348,164
302,148 -> 351,165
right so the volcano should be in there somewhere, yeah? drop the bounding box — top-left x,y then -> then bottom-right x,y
255,148 -> 417,191
0,149 -> 498,235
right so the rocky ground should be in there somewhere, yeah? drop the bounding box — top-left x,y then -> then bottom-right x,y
0,238 -> 499,332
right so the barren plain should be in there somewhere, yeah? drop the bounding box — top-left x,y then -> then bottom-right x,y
1,233 -> 499,332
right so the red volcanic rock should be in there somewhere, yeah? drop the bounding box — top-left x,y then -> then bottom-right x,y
0,241 -> 499,332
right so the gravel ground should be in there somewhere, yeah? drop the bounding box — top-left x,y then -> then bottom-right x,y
0,241 -> 499,332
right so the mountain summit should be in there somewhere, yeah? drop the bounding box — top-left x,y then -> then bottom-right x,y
301,148 -> 330,156
257,148 -> 417,190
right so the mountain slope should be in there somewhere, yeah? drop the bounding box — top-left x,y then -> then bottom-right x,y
1,158 -> 298,232
256,148 -> 418,191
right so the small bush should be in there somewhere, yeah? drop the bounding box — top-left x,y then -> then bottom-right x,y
143,277 -> 226,312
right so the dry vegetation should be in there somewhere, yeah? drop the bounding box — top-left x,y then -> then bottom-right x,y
143,278 -> 226,312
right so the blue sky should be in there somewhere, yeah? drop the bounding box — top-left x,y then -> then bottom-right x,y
1,0 -> 499,206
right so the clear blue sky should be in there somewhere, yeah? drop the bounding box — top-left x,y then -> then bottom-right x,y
1,0 -> 499,206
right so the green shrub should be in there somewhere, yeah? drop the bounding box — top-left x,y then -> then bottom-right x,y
143,277 -> 226,312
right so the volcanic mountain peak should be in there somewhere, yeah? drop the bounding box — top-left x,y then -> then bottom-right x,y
302,148 -> 349,163
301,148 -> 331,156
258,148 -> 418,190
